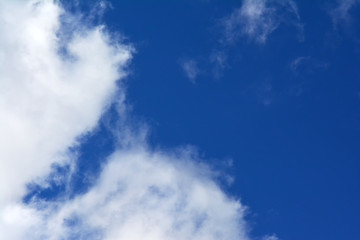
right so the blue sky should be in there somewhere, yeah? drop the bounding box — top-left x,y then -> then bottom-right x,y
0,0 -> 360,240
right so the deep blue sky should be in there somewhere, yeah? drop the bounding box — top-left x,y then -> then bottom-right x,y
59,1 -> 360,239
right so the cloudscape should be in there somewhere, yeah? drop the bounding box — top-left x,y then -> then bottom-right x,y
1,1 -> 360,240
0,1 -> 246,239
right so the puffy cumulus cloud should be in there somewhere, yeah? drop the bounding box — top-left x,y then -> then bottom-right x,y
0,1 -> 252,240
222,0 -> 302,44
10,148 -> 248,240
0,0 -> 131,217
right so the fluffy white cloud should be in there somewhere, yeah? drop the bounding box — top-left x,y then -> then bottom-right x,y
0,1 -> 252,240
0,0 -> 131,228
10,148 -> 249,240
223,0 -> 302,44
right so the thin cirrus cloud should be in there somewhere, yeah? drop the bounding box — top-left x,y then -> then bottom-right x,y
180,59 -> 199,83
182,0 -> 303,81
0,1 -> 251,240
290,56 -> 329,75
290,56 -> 310,72
330,0 -> 359,26
222,0 -> 303,44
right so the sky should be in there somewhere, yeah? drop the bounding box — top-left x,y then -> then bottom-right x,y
0,0 -> 359,239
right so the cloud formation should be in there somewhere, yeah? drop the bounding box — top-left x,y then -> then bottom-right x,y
0,0 -> 131,207
262,234 -> 279,240
0,1 -> 250,239
330,0 -> 359,27
14,149 -> 248,240
222,0 -> 302,44
180,59 -> 199,83
289,56 -> 328,75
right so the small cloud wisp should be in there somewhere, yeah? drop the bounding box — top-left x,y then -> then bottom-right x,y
222,0 -> 303,44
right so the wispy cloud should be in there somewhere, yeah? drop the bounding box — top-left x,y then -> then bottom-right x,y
181,1 -> 303,81
222,0 -> 303,44
262,234 -> 279,240
181,59 -> 200,83
290,56 -> 329,74
240,80 -> 275,107
290,56 -> 310,72
330,0 -> 359,27
0,1 -> 252,239
210,50 -> 228,79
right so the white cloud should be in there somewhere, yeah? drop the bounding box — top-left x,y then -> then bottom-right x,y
222,0 -> 303,44
181,59 -> 199,83
10,148 -> 249,240
289,56 -> 328,75
0,0 -> 131,233
0,1 -> 253,239
262,234 -> 279,240
290,56 -> 309,72
330,0 -> 359,27
210,50 -> 228,78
